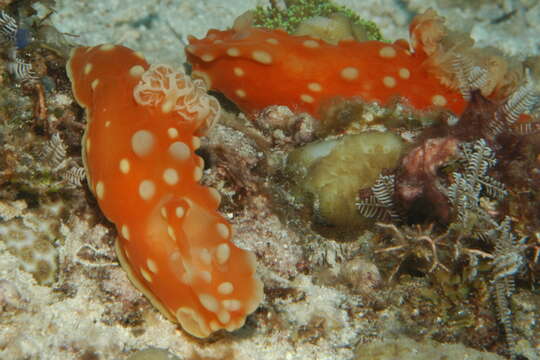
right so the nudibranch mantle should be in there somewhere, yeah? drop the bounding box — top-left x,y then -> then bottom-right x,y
185,15 -> 467,118
67,44 -> 263,338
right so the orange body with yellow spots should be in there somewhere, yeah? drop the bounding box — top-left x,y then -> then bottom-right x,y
67,44 -> 262,338
186,26 -> 467,118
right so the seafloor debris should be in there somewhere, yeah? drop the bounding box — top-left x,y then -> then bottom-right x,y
0,198 -> 62,285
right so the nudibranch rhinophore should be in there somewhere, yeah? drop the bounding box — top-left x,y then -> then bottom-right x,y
185,10 -> 468,119
67,44 -> 263,338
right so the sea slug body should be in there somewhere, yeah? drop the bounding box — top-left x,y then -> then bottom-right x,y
67,44 -> 263,338
185,11 -> 468,119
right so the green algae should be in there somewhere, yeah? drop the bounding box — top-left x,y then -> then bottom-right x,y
253,0 -> 384,41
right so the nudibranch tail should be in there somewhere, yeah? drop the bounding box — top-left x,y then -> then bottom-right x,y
67,44 -> 262,338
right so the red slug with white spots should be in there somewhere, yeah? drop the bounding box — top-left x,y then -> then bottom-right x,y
185,10 -> 468,119
67,44 -> 263,338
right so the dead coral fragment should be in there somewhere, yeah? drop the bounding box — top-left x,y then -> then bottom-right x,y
286,131 -> 403,227
0,199 -> 63,285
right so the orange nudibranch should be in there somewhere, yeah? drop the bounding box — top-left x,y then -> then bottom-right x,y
185,17 -> 467,119
67,44 -> 263,338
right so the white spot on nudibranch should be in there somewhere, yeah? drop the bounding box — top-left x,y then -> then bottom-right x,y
201,54 -> 215,62
147,258 -> 158,273
379,46 -> 397,58
200,271 -> 212,283
235,89 -> 246,98
383,76 -> 396,88
199,293 -> 219,313
251,50 -> 272,64
141,268 -> 152,282
175,307 -> 209,338
307,82 -> 322,92
175,206 -> 185,218
84,63 -> 93,75
169,141 -> 190,161
217,282 -> 234,295
233,67 -> 245,77
138,180 -> 156,200
217,223 -> 230,239
432,94 -> 447,106
341,67 -> 359,81
218,310 -> 230,324
215,243 -> 230,265
199,248 -> 212,265
222,299 -> 241,311
300,94 -> 314,103
119,158 -> 130,174
131,130 -> 155,157
163,168 -> 179,185
398,68 -> 410,79
226,47 -> 240,57
265,38 -> 279,45
121,224 -> 130,240
167,128 -> 179,139
96,181 -> 105,200
129,65 -> 145,77
91,79 -> 99,90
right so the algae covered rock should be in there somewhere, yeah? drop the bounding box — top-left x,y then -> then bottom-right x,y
286,131 -> 403,227
295,12 -> 374,44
